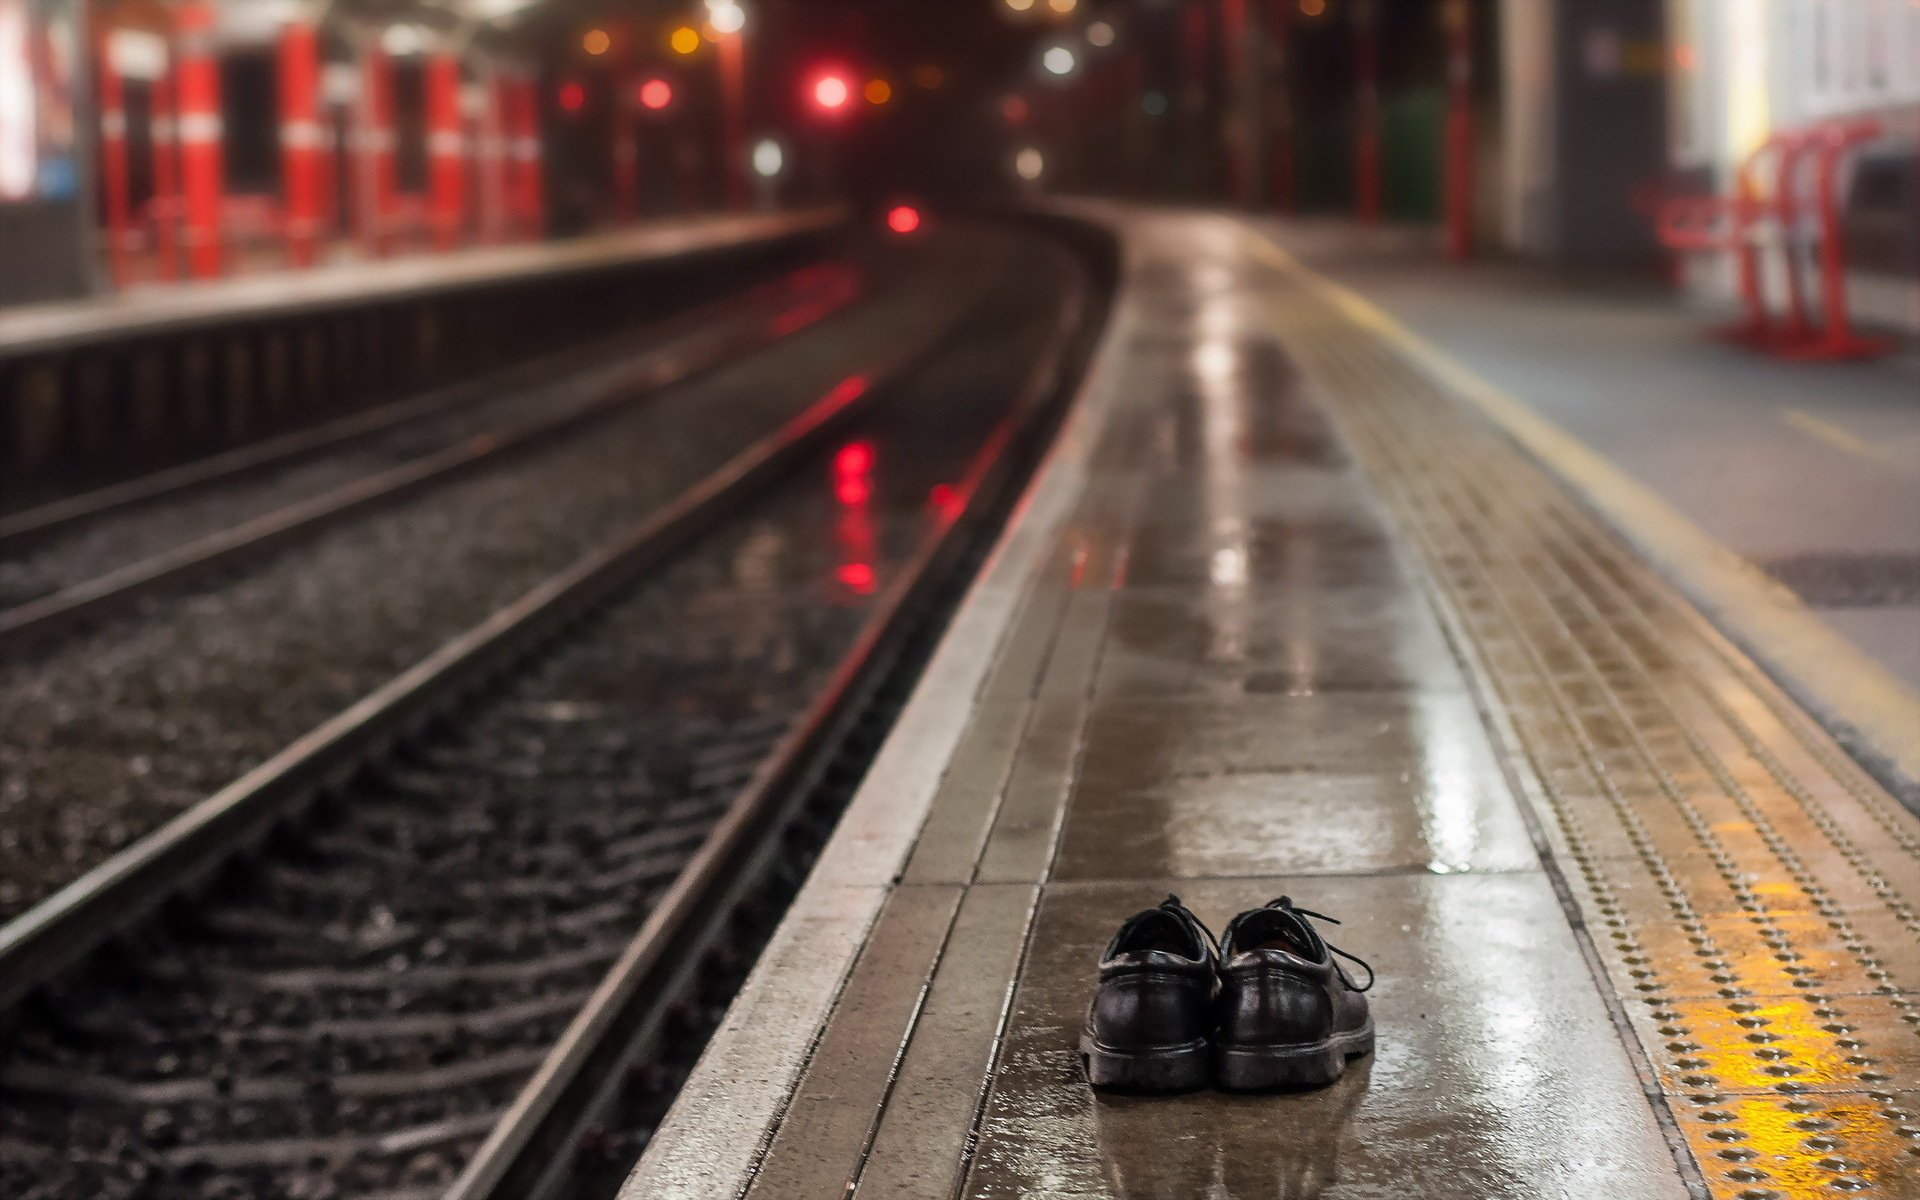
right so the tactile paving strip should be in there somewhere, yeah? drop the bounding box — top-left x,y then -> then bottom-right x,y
1264,270 -> 1920,1199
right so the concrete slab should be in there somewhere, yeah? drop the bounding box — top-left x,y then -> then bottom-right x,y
750,884 -> 963,1197
1051,699 -> 1534,882
963,875 -> 1686,1200
1095,582 -> 1464,698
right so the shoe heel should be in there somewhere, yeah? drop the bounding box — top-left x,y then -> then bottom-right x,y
1080,1037 -> 1211,1092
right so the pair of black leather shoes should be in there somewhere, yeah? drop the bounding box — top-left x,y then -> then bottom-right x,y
1079,895 -> 1374,1092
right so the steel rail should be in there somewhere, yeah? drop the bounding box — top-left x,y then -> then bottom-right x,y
0,275 -> 862,654
0,288 -> 980,1014
0,264 -> 854,552
444,280 -> 1091,1200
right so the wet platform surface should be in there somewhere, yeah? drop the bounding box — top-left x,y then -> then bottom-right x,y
625,210 -> 1920,1199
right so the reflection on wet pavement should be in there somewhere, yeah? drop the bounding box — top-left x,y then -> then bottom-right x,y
1091,1068 -> 1367,1200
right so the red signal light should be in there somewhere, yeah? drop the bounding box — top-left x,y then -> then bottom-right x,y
834,439 -> 874,506
886,205 -> 922,235
834,442 -> 875,476
812,73 -> 852,111
558,81 -> 587,113
638,78 -> 673,110
835,476 -> 870,506
836,562 -> 876,593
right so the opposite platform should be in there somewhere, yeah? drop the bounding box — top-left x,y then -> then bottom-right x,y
0,210 -> 840,358
625,208 -> 1920,1200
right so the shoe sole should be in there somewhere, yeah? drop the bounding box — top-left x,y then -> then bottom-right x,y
1215,1022 -> 1375,1091
1079,1034 -> 1211,1093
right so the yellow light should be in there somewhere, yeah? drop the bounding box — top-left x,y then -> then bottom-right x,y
1299,0 -> 1327,16
913,63 -> 944,89
670,25 -> 701,55
1048,0 -> 1077,12
582,28 -> 611,56
864,78 -> 892,105
1005,0 -> 1035,11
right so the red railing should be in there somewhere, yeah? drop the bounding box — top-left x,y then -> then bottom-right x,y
1655,117 -> 1891,361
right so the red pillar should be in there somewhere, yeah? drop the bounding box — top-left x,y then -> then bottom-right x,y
1271,0 -> 1295,213
479,72 -> 511,242
426,53 -> 465,250
1354,0 -> 1381,225
613,81 -> 640,223
96,39 -> 134,287
1443,0 -> 1474,259
1181,0 -> 1209,198
510,75 -> 543,238
359,48 -> 397,256
174,1 -> 224,278
316,101 -> 339,244
151,68 -> 181,280
278,21 -> 322,267
1221,0 -> 1249,208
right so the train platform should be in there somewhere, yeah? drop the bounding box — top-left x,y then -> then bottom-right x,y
0,210 -> 839,357
622,207 -> 1920,1199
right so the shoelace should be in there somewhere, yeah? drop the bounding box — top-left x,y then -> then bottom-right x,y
1159,894 -> 1221,960
1269,896 -> 1375,993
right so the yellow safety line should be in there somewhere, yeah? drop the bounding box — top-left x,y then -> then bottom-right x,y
1781,407 -> 1911,472
1244,229 -> 1920,788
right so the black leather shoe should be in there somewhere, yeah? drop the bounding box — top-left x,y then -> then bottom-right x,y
1080,895 -> 1218,1092
1214,896 -> 1374,1090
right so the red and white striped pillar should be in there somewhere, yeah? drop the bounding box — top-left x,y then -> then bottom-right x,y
509,73 -> 543,239
357,46 -> 397,256
95,35 -> 134,287
316,89 -> 340,245
426,52 -> 465,251
1354,0 -> 1381,225
477,70 -> 511,243
151,66 -> 181,280
278,18 -> 323,267
1443,0 -> 1475,260
174,1 -> 225,278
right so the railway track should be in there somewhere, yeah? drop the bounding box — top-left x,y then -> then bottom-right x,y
0,259 -> 865,650
0,232 -> 988,926
0,230 -> 1102,1200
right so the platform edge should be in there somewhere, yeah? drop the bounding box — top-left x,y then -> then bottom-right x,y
617,225 -> 1136,1200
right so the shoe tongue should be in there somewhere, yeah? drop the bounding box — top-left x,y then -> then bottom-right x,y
1120,907 -> 1198,957
1231,907 -> 1319,959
